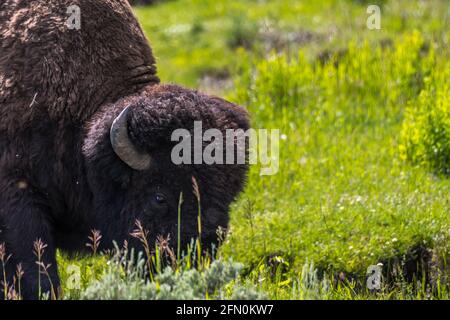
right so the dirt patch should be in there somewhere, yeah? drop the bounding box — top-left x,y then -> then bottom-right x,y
336,244 -> 443,291
260,29 -> 324,52
198,69 -> 234,95
381,244 -> 433,284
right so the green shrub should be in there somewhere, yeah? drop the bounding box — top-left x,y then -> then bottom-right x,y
224,32 -> 439,276
400,62 -> 450,175
57,252 -> 107,300
79,248 -> 265,300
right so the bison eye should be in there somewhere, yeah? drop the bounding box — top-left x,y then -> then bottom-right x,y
154,193 -> 167,205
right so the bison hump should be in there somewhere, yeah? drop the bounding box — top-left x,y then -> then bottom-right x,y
0,0 -> 159,126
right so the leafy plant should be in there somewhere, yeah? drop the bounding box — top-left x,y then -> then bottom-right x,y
79,245 -> 264,300
400,62 -> 450,175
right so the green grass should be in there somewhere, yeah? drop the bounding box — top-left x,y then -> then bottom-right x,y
57,0 -> 450,299
134,0 -> 449,88
221,32 -> 450,298
400,61 -> 450,175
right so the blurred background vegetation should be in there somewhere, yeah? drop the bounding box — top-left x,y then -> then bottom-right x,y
133,0 -> 448,88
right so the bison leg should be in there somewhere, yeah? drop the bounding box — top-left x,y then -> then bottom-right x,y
0,183 -> 60,300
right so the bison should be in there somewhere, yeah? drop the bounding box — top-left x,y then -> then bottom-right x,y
0,0 -> 249,299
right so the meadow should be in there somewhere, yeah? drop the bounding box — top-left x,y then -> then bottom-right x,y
56,0 -> 450,299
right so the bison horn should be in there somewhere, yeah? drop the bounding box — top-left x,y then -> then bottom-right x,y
110,106 -> 151,170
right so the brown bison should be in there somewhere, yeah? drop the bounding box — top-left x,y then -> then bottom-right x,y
0,0 -> 249,299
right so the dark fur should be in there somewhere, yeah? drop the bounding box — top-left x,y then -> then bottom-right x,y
0,1 -> 249,299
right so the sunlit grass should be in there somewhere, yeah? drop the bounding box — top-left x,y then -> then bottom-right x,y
56,0 -> 450,299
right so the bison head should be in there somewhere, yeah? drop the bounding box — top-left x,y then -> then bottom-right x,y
82,84 -> 250,254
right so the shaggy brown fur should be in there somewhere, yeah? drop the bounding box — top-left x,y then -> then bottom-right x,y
0,0 -> 159,130
0,1 -> 249,299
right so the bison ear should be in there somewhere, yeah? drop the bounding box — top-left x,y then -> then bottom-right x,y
110,106 -> 152,170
